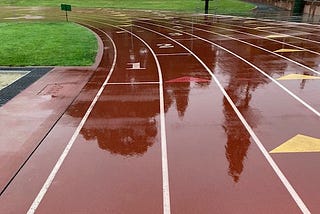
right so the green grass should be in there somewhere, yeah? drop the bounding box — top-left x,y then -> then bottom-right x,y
0,22 -> 97,66
0,0 -> 255,14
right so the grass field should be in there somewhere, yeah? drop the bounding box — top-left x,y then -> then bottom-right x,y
0,0 -> 255,67
0,22 -> 97,66
0,0 -> 255,14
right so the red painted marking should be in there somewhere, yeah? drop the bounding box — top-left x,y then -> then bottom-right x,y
166,76 -> 210,83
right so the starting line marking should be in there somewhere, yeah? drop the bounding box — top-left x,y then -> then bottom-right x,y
108,81 -> 159,85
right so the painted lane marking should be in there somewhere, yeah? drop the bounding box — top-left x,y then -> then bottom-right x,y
104,23 -> 171,214
55,17 -> 171,214
266,34 -> 290,39
212,17 -> 320,45
181,19 -> 320,57
278,74 -> 320,80
127,62 -> 146,70
243,20 -> 256,24
140,21 -> 320,117
108,81 -> 159,85
134,23 -> 311,214
156,53 -> 191,56
119,24 -> 132,27
180,20 -> 320,75
116,30 -> 125,34
166,76 -> 210,83
27,25 -> 118,214
168,32 -> 183,36
157,43 -> 174,49
270,134 -> 320,153
254,26 -> 274,30
274,48 -> 305,53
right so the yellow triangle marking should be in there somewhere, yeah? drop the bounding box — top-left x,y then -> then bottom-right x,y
254,26 -> 273,30
266,34 -> 289,38
277,74 -> 320,80
270,134 -> 320,153
274,48 -> 304,53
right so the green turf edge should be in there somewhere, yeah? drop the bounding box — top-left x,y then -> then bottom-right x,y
0,22 -> 98,66
0,0 -> 256,14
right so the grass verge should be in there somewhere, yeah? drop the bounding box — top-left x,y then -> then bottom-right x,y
0,0 -> 255,14
0,22 -> 97,66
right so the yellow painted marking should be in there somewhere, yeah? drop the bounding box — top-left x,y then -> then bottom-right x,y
244,20 -> 256,24
277,74 -> 320,80
266,34 -> 289,38
114,14 -> 126,17
254,26 -> 274,30
274,48 -> 304,53
270,134 -> 320,153
119,24 -> 132,27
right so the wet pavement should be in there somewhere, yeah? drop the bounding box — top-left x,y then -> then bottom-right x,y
0,7 -> 320,214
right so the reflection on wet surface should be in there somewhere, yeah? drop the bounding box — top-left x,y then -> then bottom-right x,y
2,7 -> 320,213
69,84 -> 160,157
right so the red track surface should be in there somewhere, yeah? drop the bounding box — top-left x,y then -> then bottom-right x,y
1,8 -> 320,214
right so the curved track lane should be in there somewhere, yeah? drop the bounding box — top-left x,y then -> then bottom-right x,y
0,8 -> 320,214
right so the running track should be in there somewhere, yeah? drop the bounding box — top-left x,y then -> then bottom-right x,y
1,8 -> 320,214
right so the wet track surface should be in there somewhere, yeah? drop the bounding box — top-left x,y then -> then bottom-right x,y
0,7 -> 320,214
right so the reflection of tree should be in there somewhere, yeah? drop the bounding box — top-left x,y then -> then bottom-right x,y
165,82 -> 190,118
219,47 -> 288,183
67,85 -> 159,157
161,40 -> 216,117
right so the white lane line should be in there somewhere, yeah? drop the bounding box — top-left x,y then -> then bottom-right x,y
156,53 -> 191,56
133,23 -> 311,214
108,81 -> 159,85
27,25 -> 117,214
118,27 -> 172,214
210,17 -> 320,45
78,19 -> 172,214
181,21 -> 320,75
140,20 -> 320,117
182,19 -> 320,57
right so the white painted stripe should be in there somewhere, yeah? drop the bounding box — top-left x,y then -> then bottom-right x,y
108,81 -> 159,85
77,19 -> 171,214
181,20 -> 320,74
144,21 -> 320,117
117,27 -> 172,214
156,53 -> 191,56
134,23 -> 311,214
183,19 -> 320,57
203,15 -> 320,45
27,25 -> 117,214
75,18 -> 171,214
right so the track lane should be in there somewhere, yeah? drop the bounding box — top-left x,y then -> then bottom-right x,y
74,10 -> 318,211
135,19 -> 320,116
2,8 -> 320,213
178,18 -> 320,57
26,22 -> 169,214
126,22 -> 308,213
0,25 -> 116,213
132,19 -> 320,213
